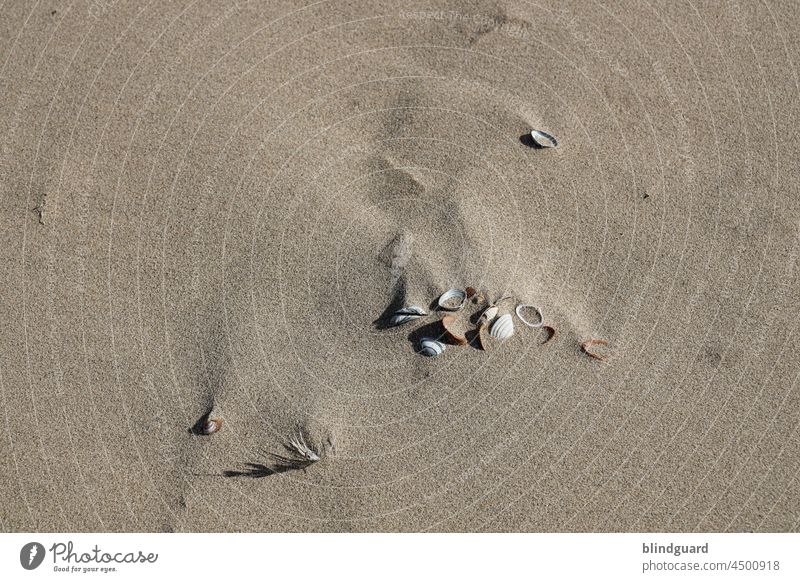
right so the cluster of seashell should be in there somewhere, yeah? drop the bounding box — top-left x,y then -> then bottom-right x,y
384,288 -> 551,357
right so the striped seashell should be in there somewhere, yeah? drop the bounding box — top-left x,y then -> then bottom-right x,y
489,313 -> 514,340
419,337 -> 445,357
389,305 -> 427,326
201,418 -> 222,435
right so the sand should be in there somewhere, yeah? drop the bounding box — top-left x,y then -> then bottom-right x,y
1,0 -> 799,532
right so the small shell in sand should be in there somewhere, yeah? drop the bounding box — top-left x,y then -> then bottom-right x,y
581,338 -> 610,361
389,305 -> 427,326
515,304 -> 544,328
441,315 -> 468,345
419,337 -> 446,357
437,288 -> 466,311
530,129 -> 558,148
481,305 -> 499,324
489,313 -> 514,340
201,418 -> 222,435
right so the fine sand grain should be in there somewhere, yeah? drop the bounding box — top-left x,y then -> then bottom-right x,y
1,0 -> 799,532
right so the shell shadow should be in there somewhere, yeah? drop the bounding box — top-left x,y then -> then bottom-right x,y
223,462 -> 292,479
188,407 -> 214,435
223,453 -> 311,479
520,133 -> 540,148
373,279 -> 408,330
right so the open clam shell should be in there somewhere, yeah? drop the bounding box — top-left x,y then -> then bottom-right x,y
437,288 -> 466,311
389,305 -> 427,326
489,313 -> 514,340
441,315 -> 468,345
419,337 -> 446,357
515,304 -> 544,328
529,129 -> 558,148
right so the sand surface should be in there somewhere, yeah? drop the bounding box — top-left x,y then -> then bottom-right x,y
2,0 -> 799,532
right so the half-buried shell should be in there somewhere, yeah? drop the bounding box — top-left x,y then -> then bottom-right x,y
419,337 -> 445,357
441,315 -> 468,345
529,129 -> 558,148
489,313 -> 514,340
389,305 -> 427,326
201,418 -> 222,435
437,288 -> 466,311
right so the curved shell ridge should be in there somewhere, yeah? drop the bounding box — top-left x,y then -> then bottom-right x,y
489,314 -> 514,339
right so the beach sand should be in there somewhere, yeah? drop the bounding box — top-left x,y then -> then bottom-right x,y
1,0 -> 799,532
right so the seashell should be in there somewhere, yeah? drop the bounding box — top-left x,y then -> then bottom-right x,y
441,315 -> 468,345
389,305 -> 427,326
530,129 -> 558,148
515,304 -> 544,328
489,313 -> 514,340
476,324 -> 489,351
465,287 -> 477,298
581,338 -> 610,362
201,418 -> 222,435
481,305 -> 499,324
437,288 -> 466,311
419,337 -> 445,357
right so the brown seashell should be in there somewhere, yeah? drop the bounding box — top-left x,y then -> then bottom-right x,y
580,339 -> 610,361
465,287 -> 477,298
541,326 -> 556,345
201,418 -> 223,435
441,315 -> 468,345
476,323 -> 490,351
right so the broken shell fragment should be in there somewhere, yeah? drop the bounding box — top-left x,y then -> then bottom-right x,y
437,288 -> 466,311
581,338 -> 610,361
441,315 -> 468,345
201,418 -> 222,435
530,129 -> 558,148
489,313 -> 514,340
515,304 -> 544,328
419,337 -> 446,357
481,305 -> 499,324
389,305 -> 427,326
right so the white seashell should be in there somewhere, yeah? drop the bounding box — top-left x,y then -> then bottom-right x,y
489,313 -> 514,340
515,304 -> 544,328
530,129 -> 558,148
389,305 -> 427,326
201,418 -> 222,435
437,289 -> 466,311
419,337 -> 445,357
481,305 -> 499,323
